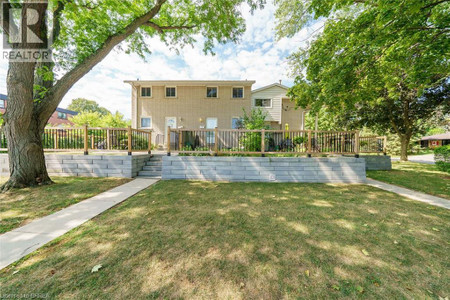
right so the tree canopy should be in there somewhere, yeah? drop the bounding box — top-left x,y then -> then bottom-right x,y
276,0 -> 450,160
67,98 -> 110,116
71,110 -> 130,128
1,0 -> 265,189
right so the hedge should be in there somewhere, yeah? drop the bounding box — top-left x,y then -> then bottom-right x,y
434,145 -> 450,173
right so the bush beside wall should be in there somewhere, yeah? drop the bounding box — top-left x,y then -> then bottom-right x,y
434,145 -> 450,173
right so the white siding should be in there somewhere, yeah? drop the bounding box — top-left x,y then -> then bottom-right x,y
251,86 -> 287,123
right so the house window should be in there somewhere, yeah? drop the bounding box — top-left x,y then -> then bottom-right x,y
0,100 -> 4,108
166,87 -> 177,98
141,117 -> 152,128
255,98 -> 271,108
57,112 -> 67,119
231,117 -> 243,129
141,87 -> 151,97
206,87 -> 218,98
232,87 -> 244,98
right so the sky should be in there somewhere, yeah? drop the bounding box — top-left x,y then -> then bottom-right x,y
0,1 -> 321,119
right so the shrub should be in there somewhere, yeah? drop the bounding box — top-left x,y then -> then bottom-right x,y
434,145 -> 450,173
179,146 -> 211,156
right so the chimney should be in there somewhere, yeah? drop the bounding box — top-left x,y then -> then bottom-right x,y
279,80 -> 282,85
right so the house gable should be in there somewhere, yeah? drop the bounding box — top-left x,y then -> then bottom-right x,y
251,84 -> 290,124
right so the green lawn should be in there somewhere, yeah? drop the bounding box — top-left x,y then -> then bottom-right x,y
368,161 -> 450,199
1,181 -> 448,299
0,177 -> 130,233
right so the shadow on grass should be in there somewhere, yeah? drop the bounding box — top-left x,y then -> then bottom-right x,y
1,181 -> 449,299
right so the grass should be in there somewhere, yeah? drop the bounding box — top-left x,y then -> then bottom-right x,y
368,161 -> 450,199
0,177 -> 130,233
1,181 -> 449,299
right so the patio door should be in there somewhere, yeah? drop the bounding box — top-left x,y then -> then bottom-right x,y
206,118 -> 217,144
165,117 -> 177,143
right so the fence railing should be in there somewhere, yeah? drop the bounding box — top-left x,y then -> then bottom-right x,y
0,126 -> 152,155
166,128 -> 386,156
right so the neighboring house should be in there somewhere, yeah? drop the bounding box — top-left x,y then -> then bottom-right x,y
420,132 -> 450,148
251,83 -> 306,130
0,93 -> 78,127
125,80 -> 306,145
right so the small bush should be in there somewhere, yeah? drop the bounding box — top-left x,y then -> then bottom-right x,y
434,145 -> 450,173
179,146 -> 211,156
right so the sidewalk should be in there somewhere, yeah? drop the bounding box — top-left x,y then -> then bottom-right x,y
0,178 -> 158,270
391,154 -> 435,165
366,179 -> 449,209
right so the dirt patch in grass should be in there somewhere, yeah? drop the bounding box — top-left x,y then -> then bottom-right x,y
1,181 -> 449,299
368,161 -> 450,199
0,177 -> 131,233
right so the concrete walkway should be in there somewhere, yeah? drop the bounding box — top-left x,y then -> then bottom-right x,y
0,178 -> 158,270
391,154 -> 435,164
366,178 -> 449,209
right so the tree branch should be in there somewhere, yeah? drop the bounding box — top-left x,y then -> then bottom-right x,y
145,21 -> 196,33
37,0 -> 168,122
422,0 -> 449,10
52,0 -> 68,42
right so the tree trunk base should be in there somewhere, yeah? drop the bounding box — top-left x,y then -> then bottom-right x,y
1,176 -> 53,192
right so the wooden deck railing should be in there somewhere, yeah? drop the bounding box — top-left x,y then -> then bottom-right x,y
0,126 -> 152,155
166,128 -> 386,156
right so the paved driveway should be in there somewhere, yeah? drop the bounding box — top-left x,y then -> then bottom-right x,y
392,154 -> 435,164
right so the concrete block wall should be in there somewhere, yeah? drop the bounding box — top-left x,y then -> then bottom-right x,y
0,154 -> 151,178
162,156 -> 367,183
360,155 -> 392,171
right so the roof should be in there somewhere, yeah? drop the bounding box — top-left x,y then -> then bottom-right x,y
56,107 -> 78,115
124,80 -> 256,86
420,132 -> 450,141
0,93 -> 77,115
252,83 -> 290,93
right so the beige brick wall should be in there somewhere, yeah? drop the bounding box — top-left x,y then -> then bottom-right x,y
135,84 -> 253,144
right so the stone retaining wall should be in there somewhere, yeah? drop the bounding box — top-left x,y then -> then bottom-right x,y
0,154 -> 151,178
360,155 -> 392,171
162,156 -> 366,183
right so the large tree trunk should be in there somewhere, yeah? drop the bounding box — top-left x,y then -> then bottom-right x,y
2,119 -> 51,190
399,134 -> 411,162
2,60 -> 52,191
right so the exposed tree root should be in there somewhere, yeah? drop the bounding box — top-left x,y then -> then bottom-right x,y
1,176 -> 54,193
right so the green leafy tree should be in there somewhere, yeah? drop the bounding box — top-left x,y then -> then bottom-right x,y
276,0 -> 450,161
102,111 -> 130,128
68,98 -> 110,116
241,108 -> 270,130
304,109 -> 341,131
1,0 -> 265,190
70,112 -> 104,127
240,108 -> 269,151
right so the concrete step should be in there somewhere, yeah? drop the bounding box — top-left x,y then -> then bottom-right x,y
150,155 -> 163,160
142,166 -> 162,171
136,175 -> 162,179
139,171 -> 162,177
146,161 -> 162,166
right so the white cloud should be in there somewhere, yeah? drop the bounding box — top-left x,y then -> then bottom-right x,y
1,0 -> 320,119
